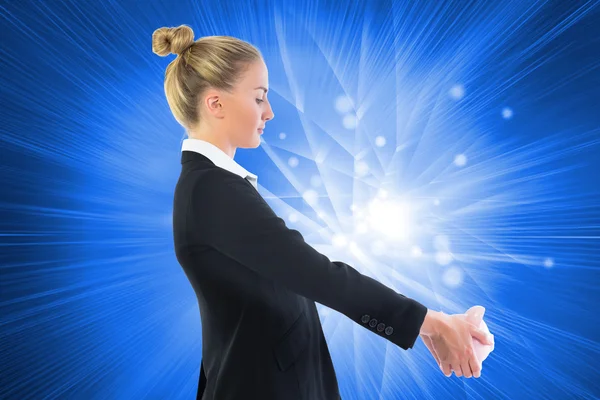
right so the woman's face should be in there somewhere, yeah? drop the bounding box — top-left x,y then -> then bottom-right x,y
220,59 -> 275,149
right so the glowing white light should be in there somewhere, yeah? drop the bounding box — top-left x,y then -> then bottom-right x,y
433,198 -> 441,206
310,175 -> 322,188
367,199 -> 413,240
443,266 -> 463,287
317,211 -> 325,219
350,204 -> 357,211
343,114 -> 357,129
375,136 -> 387,147
502,107 -> 513,119
279,132 -> 286,140
288,157 -> 299,168
454,154 -> 467,167
355,161 -> 369,177
302,189 -> 319,206
435,251 -> 453,266
449,84 -> 465,100
355,222 -> 369,234
411,246 -> 423,258
335,95 -> 354,114
332,234 -> 348,247
433,235 -> 451,250
288,213 -> 299,223
543,258 -> 554,268
348,242 -> 368,260
377,189 -> 388,199
371,240 -> 387,256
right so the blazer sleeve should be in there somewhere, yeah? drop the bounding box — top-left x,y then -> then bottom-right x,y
189,170 -> 428,350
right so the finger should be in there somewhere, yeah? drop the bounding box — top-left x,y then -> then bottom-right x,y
463,345 -> 476,378
461,360 -> 472,378
454,363 -> 463,377
471,326 -> 494,345
430,343 -> 441,367
470,306 -> 485,320
423,336 -> 441,366
470,357 -> 481,378
441,362 -> 452,377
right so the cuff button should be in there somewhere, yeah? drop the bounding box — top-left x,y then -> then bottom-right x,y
384,326 -> 394,335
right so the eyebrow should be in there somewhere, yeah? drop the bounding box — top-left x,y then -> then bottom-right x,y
254,86 -> 268,94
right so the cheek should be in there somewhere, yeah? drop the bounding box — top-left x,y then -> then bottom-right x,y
230,99 -> 260,130
245,103 -> 261,125
238,99 -> 259,117
232,104 -> 259,138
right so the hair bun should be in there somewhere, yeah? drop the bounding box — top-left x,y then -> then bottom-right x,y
152,25 -> 195,57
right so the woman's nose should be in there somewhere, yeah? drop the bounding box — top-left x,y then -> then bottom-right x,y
265,109 -> 274,121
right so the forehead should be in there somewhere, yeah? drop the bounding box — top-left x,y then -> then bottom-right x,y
241,60 -> 268,88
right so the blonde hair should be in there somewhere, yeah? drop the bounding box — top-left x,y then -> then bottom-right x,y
152,25 -> 263,131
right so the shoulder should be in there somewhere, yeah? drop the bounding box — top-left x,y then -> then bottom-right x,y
191,167 -> 250,189
189,167 -> 257,205
187,167 -> 274,231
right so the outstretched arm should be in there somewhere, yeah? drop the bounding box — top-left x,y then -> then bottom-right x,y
188,169 -> 428,350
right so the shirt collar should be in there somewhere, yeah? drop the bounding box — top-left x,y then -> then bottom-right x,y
181,138 -> 258,188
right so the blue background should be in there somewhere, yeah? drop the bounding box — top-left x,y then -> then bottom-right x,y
1,0 -> 599,399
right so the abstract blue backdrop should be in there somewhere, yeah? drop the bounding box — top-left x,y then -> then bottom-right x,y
1,0 -> 599,399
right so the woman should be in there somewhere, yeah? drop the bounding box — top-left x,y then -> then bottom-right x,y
152,24 -> 494,400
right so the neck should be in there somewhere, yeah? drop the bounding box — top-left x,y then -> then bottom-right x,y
188,130 -> 236,159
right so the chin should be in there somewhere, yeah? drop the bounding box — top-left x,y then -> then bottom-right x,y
252,133 -> 262,147
240,137 -> 261,149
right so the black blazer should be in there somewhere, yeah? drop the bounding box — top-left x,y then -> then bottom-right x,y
172,150 -> 428,400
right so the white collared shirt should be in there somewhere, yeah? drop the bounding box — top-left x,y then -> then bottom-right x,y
181,138 -> 258,189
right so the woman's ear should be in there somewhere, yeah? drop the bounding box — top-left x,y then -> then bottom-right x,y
203,94 -> 224,117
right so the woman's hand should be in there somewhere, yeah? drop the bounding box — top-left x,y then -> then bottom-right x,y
420,310 -> 494,378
